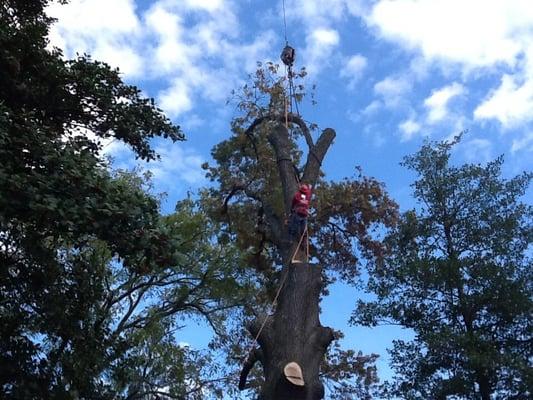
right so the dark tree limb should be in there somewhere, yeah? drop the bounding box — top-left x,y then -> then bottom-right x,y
312,326 -> 335,349
244,187 -> 284,246
267,124 -> 299,214
245,112 -> 312,149
246,114 -> 335,212
283,113 -> 314,150
247,313 -> 273,348
239,348 -> 264,390
222,183 -> 248,215
221,181 -> 284,246
302,128 -> 335,185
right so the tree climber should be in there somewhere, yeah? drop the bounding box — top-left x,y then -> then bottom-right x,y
289,183 -> 312,241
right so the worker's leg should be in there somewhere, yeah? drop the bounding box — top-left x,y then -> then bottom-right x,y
299,216 -> 307,238
291,215 -> 307,263
288,213 -> 298,239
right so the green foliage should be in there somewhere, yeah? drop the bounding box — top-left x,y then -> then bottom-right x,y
353,137 -> 532,399
1,1 -> 182,161
0,1 -> 247,398
321,336 -> 379,400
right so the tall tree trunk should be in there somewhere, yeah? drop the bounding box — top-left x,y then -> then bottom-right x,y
476,372 -> 492,400
257,262 -> 333,400
240,120 -> 336,399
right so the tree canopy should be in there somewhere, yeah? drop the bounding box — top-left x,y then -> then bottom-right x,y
1,1 -> 248,398
200,62 -> 398,398
353,137 -> 532,399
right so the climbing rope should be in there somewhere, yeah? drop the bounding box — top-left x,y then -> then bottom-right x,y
280,0 -> 299,121
288,70 -> 300,116
242,266 -> 289,366
284,74 -> 290,129
282,0 -> 288,44
240,0 -> 309,374
291,224 -> 309,264
279,0 -> 301,186
241,225 -> 309,366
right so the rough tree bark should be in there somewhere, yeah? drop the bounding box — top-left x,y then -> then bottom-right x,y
239,115 -> 336,400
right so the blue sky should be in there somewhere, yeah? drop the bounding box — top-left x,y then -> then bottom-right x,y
46,0 -> 533,393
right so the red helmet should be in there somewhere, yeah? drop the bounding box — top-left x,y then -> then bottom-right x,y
299,184 -> 311,195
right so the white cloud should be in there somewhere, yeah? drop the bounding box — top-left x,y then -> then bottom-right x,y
280,0 -> 533,152
303,28 -> 340,74
285,0 -> 348,27
183,0 -> 224,13
158,79 -> 194,117
511,131 -> 533,153
367,0 -> 530,69
143,1 -> 275,117
144,5 -> 191,74
48,0 -> 140,35
365,0 -> 533,142
398,118 -> 421,142
374,76 -> 411,108
312,29 -> 340,47
340,54 -> 368,89
474,74 -> 533,128
48,0 -> 276,119
46,0 -> 144,76
424,82 -> 465,124
148,145 -> 206,187
374,76 -> 410,97
361,100 -> 381,116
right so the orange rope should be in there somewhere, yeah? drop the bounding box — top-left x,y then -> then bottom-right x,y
285,93 -> 289,129
290,224 -> 308,263
243,225 -> 308,363
284,63 -> 290,130
242,267 -> 289,362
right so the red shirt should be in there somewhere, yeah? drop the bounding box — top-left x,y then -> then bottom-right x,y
292,185 -> 312,217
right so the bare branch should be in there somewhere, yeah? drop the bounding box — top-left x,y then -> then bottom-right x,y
245,113 -> 313,149
267,124 -> 299,214
222,183 -> 248,215
302,128 -> 336,185
285,113 -> 313,149
239,348 -> 264,390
